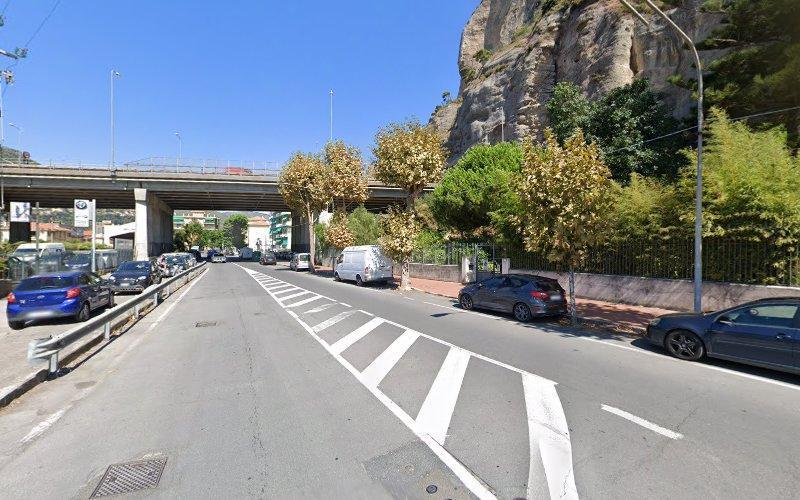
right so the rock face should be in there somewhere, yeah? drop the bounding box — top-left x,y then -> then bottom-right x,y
431,0 -> 723,161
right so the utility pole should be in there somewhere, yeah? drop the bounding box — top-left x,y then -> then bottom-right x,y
329,90 -> 334,142
620,0 -> 705,312
110,70 -> 121,168
91,199 -> 97,273
8,122 -> 21,165
34,201 -> 40,275
174,132 -> 182,169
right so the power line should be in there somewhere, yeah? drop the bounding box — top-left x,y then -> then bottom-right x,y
23,0 -> 62,48
1,0 -> 12,16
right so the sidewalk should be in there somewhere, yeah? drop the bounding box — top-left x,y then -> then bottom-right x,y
405,276 -> 677,334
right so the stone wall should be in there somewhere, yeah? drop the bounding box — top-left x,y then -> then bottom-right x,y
511,269 -> 800,311
395,263 -> 463,283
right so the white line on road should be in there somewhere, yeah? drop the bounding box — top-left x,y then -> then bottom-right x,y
147,269 -> 210,332
271,287 -> 301,296
601,404 -> 684,440
340,302 -> 351,308
312,310 -> 359,333
284,295 -> 323,309
330,317 -> 385,355
415,347 -> 471,445
524,373 -> 579,500
277,291 -> 312,303
265,284 -> 293,291
361,329 -> 420,387
21,408 -> 67,443
305,303 -> 338,314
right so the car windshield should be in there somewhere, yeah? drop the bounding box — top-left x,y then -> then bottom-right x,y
166,257 -> 181,264
16,276 -> 74,291
298,254 -> 309,261
12,248 -> 37,254
118,261 -> 149,271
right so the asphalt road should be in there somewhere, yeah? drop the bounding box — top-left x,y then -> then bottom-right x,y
1,261 -> 799,499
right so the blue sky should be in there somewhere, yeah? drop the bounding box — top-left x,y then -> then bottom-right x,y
0,1 -> 476,167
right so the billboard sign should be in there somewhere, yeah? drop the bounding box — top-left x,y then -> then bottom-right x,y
74,199 -> 92,228
9,202 -> 30,222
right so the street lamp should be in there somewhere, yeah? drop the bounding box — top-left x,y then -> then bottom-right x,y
329,90 -> 334,142
620,0 -> 704,312
8,122 -> 21,166
110,70 -> 121,168
174,132 -> 182,168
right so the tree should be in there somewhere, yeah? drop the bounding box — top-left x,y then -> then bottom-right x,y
183,220 -> 206,248
173,228 -> 188,251
700,0 -> 800,147
379,207 -> 421,275
428,142 -> 522,240
372,120 -> 447,289
323,140 -> 368,253
515,130 -> 614,324
279,152 -> 329,272
348,205 -> 380,245
222,214 -> 249,249
204,229 -> 231,250
547,80 -> 685,181
325,212 -> 355,250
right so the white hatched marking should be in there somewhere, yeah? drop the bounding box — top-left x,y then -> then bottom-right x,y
361,329 -> 420,387
265,284 -> 293,291
284,295 -> 323,308
21,409 -> 67,443
524,373 -> 578,500
330,317 -> 385,354
312,310 -> 359,332
277,291 -> 312,303
306,302 -> 338,314
414,347 -> 470,445
272,287 -> 300,296
601,404 -> 683,440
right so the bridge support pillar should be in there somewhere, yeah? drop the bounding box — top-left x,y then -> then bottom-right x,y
290,213 -> 309,253
134,188 -> 174,260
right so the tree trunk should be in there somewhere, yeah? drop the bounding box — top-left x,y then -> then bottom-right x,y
568,265 -> 577,326
307,207 -> 316,273
400,255 -> 411,291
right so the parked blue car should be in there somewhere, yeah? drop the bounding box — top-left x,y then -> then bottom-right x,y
6,271 -> 115,330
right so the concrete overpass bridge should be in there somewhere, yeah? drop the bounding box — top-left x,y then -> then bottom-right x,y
0,160 -> 409,258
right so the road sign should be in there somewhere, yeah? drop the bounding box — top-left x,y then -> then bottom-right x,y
74,199 -> 91,228
9,201 -> 30,222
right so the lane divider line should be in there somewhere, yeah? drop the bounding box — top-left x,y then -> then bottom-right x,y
601,404 -> 684,440
361,329 -> 421,388
312,310 -> 359,333
415,347 -> 471,445
330,317 -> 385,355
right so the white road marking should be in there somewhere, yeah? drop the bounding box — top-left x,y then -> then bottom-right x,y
271,287 -> 301,296
277,291 -> 312,302
21,408 -> 67,443
601,404 -> 684,440
359,309 -> 374,316
284,309 -> 496,500
305,303 -> 338,314
265,283 -> 293,291
361,329 -> 420,387
403,296 -> 414,301
415,347 -> 471,445
284,295 -> 323,309
147,269 -> 210,332
312,310 -> 359,333
340,302 -> 351,308
579,336 -> 800,393
330,317 -> 385,354
523,373 -> 579,500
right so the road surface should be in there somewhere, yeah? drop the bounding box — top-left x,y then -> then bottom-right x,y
0,261 -> 799,499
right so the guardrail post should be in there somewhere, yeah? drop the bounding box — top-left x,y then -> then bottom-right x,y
103,321 -> 111,340
134,304 -> 140,318
48,352 -> 59,374
152,292 -> 158,308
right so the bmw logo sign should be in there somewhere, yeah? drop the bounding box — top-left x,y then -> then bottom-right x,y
75,200 -> 88,210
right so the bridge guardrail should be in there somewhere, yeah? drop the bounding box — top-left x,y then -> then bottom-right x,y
27,261 -> 207,375
0,158 -> 282,177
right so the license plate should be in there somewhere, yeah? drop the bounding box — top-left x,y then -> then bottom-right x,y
121,283 -> 130,287
549,293 -> 562,300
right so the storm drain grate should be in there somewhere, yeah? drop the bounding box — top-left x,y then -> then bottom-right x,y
195,321 -> 217,328
91,457 -> 167,498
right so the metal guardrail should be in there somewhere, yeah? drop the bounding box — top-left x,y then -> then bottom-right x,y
27,261 -> 207,375
0,159 -> 282,177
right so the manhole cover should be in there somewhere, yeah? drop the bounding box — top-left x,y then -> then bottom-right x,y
91,457 -> 167,498
195,321 -> 217,328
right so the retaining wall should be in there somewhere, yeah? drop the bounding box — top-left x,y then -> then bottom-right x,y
395,263 -> 462,282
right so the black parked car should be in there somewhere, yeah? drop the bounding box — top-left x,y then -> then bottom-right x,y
458,274 -> 567,322
108,260 -> 161,293
646,297 -> 800,374
260,251 -> 277,265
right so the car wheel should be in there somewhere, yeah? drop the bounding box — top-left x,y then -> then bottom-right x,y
513,302 -> 532,322
9,320 -> 24,330
459,293 -> 473,310
355,275 -> 363,287
75,302 -> 91,322
334,272 -> 341,282
665,330 -> 705,361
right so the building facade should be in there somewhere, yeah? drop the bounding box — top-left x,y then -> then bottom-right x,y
173,211 -> 219,230
246,215 -> 271,251
269,212 -> 291,250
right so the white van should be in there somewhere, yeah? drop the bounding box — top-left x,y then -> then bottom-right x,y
11,242 -> 66,261
334,245 -> 393,286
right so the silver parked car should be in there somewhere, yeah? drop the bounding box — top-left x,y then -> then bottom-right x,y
289,253 -> 310,271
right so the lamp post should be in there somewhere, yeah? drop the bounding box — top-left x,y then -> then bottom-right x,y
329,90 -> 334,142
110,70 -> 121,168
620,0 -> 704,312
8,122 -> 21,166
174,132 -> 182,169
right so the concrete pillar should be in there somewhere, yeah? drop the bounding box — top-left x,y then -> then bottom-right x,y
461,255 -> 473,283
134,188 -> 174,260
501,258 -> 511,275
291,213 -> 309,253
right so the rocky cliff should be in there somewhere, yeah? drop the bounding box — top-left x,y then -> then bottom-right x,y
431,0 -> 723,160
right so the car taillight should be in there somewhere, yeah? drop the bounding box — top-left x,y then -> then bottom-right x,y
65,287 -> 81,299
365,266 -> 371,274
7,292 -> 16,304
530,290 -> 549,301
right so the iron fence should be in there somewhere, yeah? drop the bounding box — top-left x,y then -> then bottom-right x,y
506,238 -> 799,286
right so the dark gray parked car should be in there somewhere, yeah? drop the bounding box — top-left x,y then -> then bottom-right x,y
646,297 -> 800,374
458,274 -> 567,322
